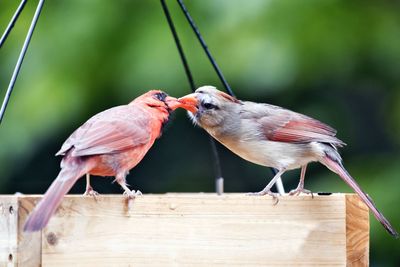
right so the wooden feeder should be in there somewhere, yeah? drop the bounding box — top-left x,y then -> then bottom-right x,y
0,193 -> 369,266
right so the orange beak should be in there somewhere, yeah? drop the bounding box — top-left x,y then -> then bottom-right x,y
178,94 -> 198,113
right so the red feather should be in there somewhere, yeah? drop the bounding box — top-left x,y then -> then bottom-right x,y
260,109 -> 345,146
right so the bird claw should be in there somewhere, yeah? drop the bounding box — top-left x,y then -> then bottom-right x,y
288,187 -> 313,198
123,190 -> 141,200
246,190 -> 279,197
83,187 -> 99,198
246,190 -> 280,205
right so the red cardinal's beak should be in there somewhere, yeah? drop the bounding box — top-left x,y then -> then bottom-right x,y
165,96 -> 183,111
178,94 -> 198,113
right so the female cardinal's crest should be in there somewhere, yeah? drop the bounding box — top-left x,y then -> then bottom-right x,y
196,85 -> 240,104
216,91 -> 240,104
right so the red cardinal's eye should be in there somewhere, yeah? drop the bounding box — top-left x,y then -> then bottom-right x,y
154,92 -> 167,101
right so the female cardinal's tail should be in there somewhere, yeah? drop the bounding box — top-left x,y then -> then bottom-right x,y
24,167 -> 85,232
321,155 -> 398,238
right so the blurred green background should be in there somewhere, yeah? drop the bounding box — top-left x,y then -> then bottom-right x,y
1,0 -> 399,265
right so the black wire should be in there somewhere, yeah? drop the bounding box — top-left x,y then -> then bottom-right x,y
0,0 -> 28,49
176,0 -> 234,97
208,135 -> 223,178
160,0 -> 195,92
0,0 -> 45,124
160,0 -> 224,194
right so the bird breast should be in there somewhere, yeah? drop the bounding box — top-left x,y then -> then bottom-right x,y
214,134 -> 320,170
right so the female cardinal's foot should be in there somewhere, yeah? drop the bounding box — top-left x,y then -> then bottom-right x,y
289,165 -> 312,197
246,190 -> 280,205
244,169 -> 285,205
288,187 -> 313,197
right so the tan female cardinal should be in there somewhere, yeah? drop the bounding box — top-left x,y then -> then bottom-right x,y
179,85 -> 398,237
24,90 -> 195,232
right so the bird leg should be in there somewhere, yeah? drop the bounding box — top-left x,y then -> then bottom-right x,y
115,174 -> 141,199
275,176 -> 285,195
289,165 -> 313,197
247,169 -> 286,203
83,174 -> 99,197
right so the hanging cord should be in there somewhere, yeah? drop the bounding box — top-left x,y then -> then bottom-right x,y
0,0 -> 28,48
176,0 -> 234,97
161,0 -> 224,195
0,0 -> 46,124
176,0 -> 285,194
160,0 -> 195,90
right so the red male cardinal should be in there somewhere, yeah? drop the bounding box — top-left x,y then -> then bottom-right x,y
24,90 -> 194,232
179,86 -> 398,237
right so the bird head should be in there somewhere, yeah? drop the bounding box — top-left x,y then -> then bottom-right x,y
179,86 -> 241,128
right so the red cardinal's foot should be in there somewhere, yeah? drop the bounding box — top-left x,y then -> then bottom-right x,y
246,190 -> 280,205
288,187 -> 313,198
83,187 -> 99,198
123,189 -> 142,199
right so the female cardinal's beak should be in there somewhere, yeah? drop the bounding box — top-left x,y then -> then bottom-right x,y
178,94 -> 198,113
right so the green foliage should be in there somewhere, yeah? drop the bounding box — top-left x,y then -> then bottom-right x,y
1,1 -> 399,265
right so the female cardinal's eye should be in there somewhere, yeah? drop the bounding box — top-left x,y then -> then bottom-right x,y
202,102 -> 218,110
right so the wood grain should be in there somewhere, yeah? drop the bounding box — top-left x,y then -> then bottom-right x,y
18,197 -> 41,267
0,194 -> 369,266
346,194 -> 369,267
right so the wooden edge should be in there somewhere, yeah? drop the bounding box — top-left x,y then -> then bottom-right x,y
346,194 -> 369,267
17,197 -> 41,267
0,197 -> 18,266
0,192 -> 355,199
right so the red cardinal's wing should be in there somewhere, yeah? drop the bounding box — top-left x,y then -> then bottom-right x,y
57,105 -> 151,156
244,103 -> 345,146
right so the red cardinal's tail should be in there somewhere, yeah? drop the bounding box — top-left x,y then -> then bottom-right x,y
321,155 -> 398,238
24,167 -> 85,232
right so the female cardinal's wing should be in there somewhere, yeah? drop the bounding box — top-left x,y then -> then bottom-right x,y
56,105 -> 152,157
242,102 -> 345,146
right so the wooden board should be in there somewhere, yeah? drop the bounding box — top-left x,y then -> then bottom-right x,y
0,196 -> 41,267
0,194 -> 369,266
